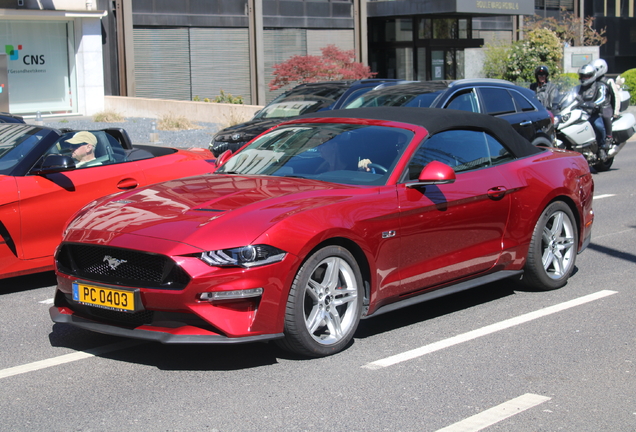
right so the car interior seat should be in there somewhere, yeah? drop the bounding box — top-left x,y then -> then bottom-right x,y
93,131 -> 129,165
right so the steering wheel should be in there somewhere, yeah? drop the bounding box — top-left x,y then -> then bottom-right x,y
367,163 -> 388,174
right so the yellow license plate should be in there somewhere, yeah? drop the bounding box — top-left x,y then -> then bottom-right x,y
72,282 -> 135,311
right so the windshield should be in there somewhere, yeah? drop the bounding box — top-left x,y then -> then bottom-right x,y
0,125 -> 50,175
253,86 -> 349,119
553,88 -> 579,113
216,123 -> 413,186
345,90 -> 442,109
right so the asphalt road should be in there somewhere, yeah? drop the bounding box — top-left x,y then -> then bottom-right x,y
1,143 -> 635,431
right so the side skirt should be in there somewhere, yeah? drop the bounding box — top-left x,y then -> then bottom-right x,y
364,270 -> 523,319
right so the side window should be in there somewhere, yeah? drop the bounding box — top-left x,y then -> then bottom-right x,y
404,130 -> 513,180
339,87 -> 374,108
510,91 -> 536,112
479,88 -> 516,115
484,134 -> 514,165
445,90 -> 479,112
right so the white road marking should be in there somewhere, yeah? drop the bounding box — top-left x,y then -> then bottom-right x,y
435,393 -> 551,432
39,298 -> 54,304
363,290 -> 617,370
0,340 -> 142,380
594,194 -> 616,199
593,228 -> 635,240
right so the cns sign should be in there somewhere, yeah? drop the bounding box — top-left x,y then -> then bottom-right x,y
5,44 -> 46,65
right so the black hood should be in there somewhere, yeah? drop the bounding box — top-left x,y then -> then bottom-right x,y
210,118 -> 284,156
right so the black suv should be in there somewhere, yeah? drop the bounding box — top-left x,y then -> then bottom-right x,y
344,79 -> 555,147
209,79 -> 406,156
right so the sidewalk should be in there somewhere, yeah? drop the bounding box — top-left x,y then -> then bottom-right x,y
26,115 -> 219,149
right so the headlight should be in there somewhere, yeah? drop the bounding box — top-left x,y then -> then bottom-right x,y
200,245 -> 286,268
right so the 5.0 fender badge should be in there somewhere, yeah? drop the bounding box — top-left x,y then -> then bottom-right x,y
104,255 -> 127,270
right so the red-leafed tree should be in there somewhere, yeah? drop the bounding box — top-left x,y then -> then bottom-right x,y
269,45 -> 377,91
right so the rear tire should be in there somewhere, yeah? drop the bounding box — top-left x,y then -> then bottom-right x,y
276,246 -> 363,357
521,201 -> 578,290
593,156 -> 614,172
531,137 -> 554,148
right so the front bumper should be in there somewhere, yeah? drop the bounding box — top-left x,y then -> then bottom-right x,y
50,306 -> 284,344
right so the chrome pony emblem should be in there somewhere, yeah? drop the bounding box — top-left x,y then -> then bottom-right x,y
104,255 -> 127,270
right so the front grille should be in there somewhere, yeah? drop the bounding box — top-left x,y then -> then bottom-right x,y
56,243 -> 190,290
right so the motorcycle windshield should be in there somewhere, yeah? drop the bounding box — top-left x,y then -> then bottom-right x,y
554,89 -> 577,113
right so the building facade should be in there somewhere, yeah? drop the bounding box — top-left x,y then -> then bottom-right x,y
365,1 -> 535,81
535,0 -> 636,74
104,0 -> 536,106
0,0 -> 105,115
11,0 -> 632,115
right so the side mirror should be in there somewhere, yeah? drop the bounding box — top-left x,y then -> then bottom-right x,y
215,149 -> 233,168
31,154 -> 76,175
407,160 -> 456,188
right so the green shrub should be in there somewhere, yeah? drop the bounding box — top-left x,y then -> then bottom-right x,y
552,73 -> 579,91
503,29 -> 563,83
157,113 -> 202,131
93,110 -> 124,122
621,69 -> 636,105
482,29 -> 562,84
482,41 -> 511,79
213,89 -> 244,104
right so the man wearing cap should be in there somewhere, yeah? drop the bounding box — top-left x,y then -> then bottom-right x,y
66,131 -> 99,167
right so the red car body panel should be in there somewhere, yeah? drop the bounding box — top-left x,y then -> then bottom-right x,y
1,148 -> 214,280
52,137 -> 593,340
50,110 -> 594,348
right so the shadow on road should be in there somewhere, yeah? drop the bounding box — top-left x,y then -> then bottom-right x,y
1,271 -> 56,294
45,267 -> 587,370
588,241 -> 636,264
356,278 -> 518,339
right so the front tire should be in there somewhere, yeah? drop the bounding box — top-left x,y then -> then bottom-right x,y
522,201 -> 578,290
277,246 -> 363,357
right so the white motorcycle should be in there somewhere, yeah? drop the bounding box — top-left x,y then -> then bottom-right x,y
553,88 -> 635,171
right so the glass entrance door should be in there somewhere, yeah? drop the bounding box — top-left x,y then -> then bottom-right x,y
431,50 -> 445,80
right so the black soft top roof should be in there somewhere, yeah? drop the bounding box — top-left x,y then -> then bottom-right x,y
294,107 -> 544,158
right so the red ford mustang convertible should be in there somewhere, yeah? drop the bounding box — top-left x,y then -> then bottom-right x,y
0,124 -> 214,280
50,108 -> 594,357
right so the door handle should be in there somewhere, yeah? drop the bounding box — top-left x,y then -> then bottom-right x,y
117,178 -> 139,190
487,186 -> 507,200
519,120 -> 532,126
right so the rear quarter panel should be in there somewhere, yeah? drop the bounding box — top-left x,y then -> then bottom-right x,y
136,148 -> 215,185
497,148 -> 593,268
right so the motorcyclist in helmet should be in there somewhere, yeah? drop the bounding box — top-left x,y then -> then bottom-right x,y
530,65 -> 558,111
591,58 -> 615,152
577,63 -> 612,152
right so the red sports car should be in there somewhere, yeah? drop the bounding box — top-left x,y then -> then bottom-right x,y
50,108 -> 594,357
0,124 -> 214,280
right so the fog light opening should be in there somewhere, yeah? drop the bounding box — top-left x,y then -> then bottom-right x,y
199,288 -> 264,302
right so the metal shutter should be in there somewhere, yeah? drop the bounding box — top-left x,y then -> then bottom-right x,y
133,28 -> 192,100
263,28 -> 307,102
190,28 -> 252,104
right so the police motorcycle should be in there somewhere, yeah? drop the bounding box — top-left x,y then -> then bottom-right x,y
552,74 -> 635,172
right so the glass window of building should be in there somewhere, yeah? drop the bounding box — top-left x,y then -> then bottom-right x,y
0,20 -> 76,115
